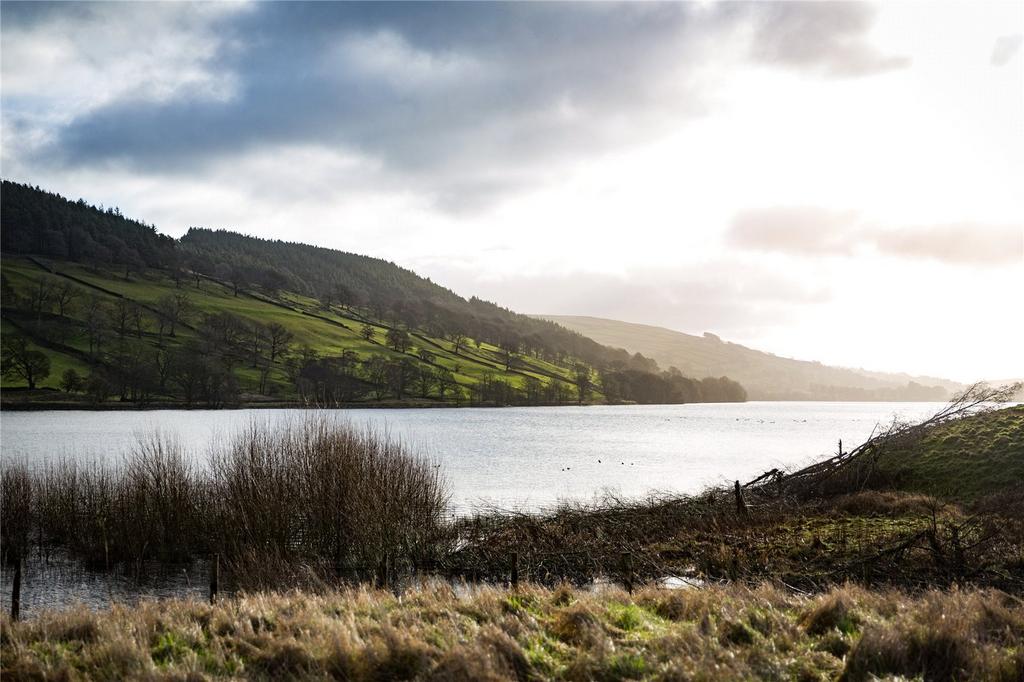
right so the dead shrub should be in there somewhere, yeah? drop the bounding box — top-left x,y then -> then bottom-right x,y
551,602 -> 605,647
802,589 -> 862,636
248,639 -> 315,679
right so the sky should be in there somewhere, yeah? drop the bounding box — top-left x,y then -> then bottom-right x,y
1,1 -> 1021,383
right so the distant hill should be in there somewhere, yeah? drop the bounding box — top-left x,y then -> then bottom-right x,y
536,315 -> 962,401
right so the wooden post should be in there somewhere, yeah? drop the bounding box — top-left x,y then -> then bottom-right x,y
377,554 -> 390,590
11,556 -> 22,621
621,552 -> 634,595
511,552 -> 519,588
209,553 -> 219,604
734,481 -> 748,517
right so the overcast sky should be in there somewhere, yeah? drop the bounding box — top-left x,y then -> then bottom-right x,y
2,1 -> 1021,382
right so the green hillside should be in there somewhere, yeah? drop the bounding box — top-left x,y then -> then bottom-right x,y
538,315 -> 962,401
1,254 -> 589,406
1,180 -> 747,407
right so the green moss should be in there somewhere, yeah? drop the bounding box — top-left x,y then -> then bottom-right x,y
151,631 -> 193,666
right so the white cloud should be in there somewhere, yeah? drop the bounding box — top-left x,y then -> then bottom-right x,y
991,33 -> 1023,66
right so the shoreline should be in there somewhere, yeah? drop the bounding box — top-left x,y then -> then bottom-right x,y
1,397 -> 956,412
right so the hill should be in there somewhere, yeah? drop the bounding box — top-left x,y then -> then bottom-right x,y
537,315 -> 961,401
1,180 -> 747,407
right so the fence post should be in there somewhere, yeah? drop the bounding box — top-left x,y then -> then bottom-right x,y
377,554 -> 390,590
621,552 -> 634,595
734,481 -> 749,517
11,555 -> 22,621
209,553 -> 219,604
511,551 -> 519,588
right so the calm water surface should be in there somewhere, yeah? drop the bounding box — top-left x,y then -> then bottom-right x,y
1,402 -> 944,615
2,402 -> 944,511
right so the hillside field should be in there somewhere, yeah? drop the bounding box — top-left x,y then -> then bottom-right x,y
1,255 -> 582,405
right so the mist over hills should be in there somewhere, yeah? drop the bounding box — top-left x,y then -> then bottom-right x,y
536,315 -> 963,401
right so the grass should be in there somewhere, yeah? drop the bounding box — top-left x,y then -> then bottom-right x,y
1,256 -> 585,403
872,405 -> 1024,502
0,319 -> 92,391
2,582 -> 1022,681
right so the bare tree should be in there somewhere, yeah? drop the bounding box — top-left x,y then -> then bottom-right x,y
83,295 -> 106,358
27,276 -> 56,319
156,292 -> 193,338
52,281 -> 81,318
249,323 -> 268,367
107,298 -> 132,341
266,322 -> 294,363
129,303 -> 147,338
451,332 -> 466,356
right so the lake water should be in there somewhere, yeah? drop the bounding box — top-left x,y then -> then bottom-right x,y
1,402 -> 945,512
1,402 -> 947,615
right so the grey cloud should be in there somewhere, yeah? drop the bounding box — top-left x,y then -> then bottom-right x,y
991,34 -> 1023,66
2,2 -> 909,212
727,207 -> 1023,266
745,2 -> 910,77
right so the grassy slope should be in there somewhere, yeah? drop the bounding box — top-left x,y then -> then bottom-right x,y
538,314 -> 962,399
0,319 -> 92,391
874,405 -> 1024,502
3,583 -> 1021,681
1,257 -> 581,400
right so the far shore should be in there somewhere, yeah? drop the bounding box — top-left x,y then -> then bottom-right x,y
0,397 -> 954,411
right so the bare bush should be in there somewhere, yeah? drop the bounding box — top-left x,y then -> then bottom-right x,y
1,417 -> 450,586
0,463 -> 33,564
209,417 -> 451,583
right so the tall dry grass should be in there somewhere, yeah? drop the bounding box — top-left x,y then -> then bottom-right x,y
1,582 -> 1020,681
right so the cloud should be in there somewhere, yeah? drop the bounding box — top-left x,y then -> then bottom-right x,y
2,1 -> 909,213
744,2 -> 910,77
991,34 -> 1024,66
728,207 -> 861,255
727,207 -> 1023,266
871,223 -> 1023,266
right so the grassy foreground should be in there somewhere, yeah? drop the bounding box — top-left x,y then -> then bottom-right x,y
3,582 -> 1022,681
